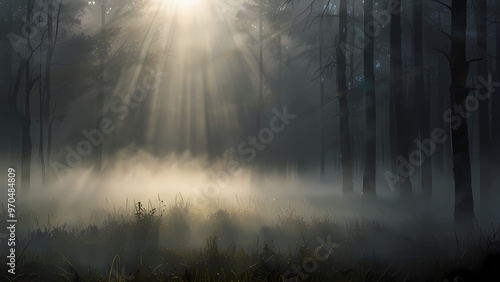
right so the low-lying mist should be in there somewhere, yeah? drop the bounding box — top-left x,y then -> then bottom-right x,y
17,149 -> 460,245
23,148 -> 442,224
5,150 -> 500,280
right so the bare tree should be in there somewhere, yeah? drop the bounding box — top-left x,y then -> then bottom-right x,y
338,0 -> 353,193
362,0 -> 376,197
391,0 -> 411,199
21,0 -> 36,194
414,0 -> 431,200
435,0 -> 475,225
474,0 -> 490,208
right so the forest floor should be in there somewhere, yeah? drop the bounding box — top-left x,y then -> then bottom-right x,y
1,196 -> 500,282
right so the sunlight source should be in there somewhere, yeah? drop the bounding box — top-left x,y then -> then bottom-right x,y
173,0 -> 202,8
148,0 -> 206,17
154,0 -> 202,9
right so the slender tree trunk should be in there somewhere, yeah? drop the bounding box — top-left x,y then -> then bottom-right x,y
419,88 -> 432,200
362,0 -> 376,197
388,0 -> 398,194
251,0 -> 265,183
43,0 -> 56,184
277,21 -> 282,90
414,0 -> 431,200
493,0 -> 500,192
350,0 -> 355,89
438,10 -> 453,180
95,0 -> 106,173
434,59 -> 445,174
389,80 -> 398,189
22,66 -> 33,194
449,0 -> 475,226
474,0 -> 490,208
37,0 -> 55,186
1,2 -> 12,97
38,61 -> 45,185
351,0 -> 364,183
47,114 -> 53,180
319,16 -> 325,180
338,0 -> 353,193
1,1 -> 12,94
497,0 -> 500,83
2,1 -> 14,163
388,0 -> 398,191
22,0 -> 35,194
391,0 -> 411,199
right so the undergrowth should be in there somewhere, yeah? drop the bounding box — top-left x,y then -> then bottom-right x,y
1,196 -> 499,281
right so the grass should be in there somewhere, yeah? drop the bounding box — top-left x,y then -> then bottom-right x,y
1,197 -> 500,281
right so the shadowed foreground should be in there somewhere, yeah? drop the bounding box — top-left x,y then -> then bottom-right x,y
2,196 -> 500,282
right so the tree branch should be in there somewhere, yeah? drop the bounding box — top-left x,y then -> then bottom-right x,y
466,58 -> 483,67
432,48 -> 451,63
431,0 -> 451,11
440,30 -> 451,40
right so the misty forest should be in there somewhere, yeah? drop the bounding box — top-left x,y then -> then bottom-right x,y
1,0 -> 500,281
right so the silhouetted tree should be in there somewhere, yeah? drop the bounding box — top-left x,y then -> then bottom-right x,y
21,0 -> 35,194
319,12 -> 325,179
363,0 -> 376,197
391,0 -> 411,199
337,0 -> 353,193
435,0 -> 475,225
0,0 -> 16,165
237,0 -> 287,183
414,0 -> 431,200
474,0 -> 490,208
495,0 -> 500,172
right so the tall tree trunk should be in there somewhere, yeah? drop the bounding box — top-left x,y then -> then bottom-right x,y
388,0 -> 398,195
389,79 -> 398,191
449,0 -> 475,226
391,0 -> 411,199
44,0 -> 59,184
350,0 -> 355,89
1,0 -> 14,162
1,1 -> 12,93
438,8 -> 450,177
474,0 -> 490,208
47,1 -> 61,184
39,61 -> 45,185
22,65 -> 33,194
95,0 -> 106,173
0,2 -> 12,96
319,16 -> 325,180
388,0 -> 398,192
362,0 -> 376,197
277,20 -> 282,92
493,0 -> 500,192
434,59 -> 446,174
338,0 -> 353,193
350,0 -> 363,179
38,0 -> 55,186
414,0 -> 431,200
251,0 -> 265,183
22,0 -> 35,194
